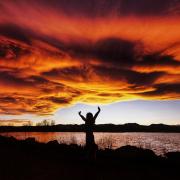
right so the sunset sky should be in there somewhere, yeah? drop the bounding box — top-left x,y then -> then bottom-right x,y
0,0 -> 180,125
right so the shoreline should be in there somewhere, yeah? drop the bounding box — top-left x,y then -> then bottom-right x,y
0,135 -> 180,180
0,123 -> 180,133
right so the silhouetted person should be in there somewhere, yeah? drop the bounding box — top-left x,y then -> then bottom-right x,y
79,107 -> 101,160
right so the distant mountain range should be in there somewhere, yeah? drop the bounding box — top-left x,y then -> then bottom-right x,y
0,123 -> 180,132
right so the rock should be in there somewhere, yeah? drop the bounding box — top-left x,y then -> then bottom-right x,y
47,140 -> 59,145
24,137 -> 36,144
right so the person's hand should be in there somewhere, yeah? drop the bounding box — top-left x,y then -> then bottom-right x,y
78,111 -> 81,115
98,106 -> 101,111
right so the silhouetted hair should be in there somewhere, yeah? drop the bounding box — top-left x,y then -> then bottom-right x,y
86,112 -> 93,119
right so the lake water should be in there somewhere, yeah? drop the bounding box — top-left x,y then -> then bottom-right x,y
0,132 -> 180,155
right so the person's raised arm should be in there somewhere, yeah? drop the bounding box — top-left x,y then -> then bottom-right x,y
78,111 -> 86,121
94,106 -> 101,120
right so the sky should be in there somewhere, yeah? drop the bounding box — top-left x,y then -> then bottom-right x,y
0,0 -> 180,125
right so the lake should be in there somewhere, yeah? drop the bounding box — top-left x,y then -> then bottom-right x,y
0,132 -> 180,155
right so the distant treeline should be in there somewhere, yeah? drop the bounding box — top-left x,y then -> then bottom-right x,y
0,123 -> 180,132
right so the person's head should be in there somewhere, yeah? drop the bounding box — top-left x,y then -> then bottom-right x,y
86,112 -> 93,119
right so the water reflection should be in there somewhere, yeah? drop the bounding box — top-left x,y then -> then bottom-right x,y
0,132 -> 180,155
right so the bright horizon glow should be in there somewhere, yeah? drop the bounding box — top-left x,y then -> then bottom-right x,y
54,100 -> 180,125
0,100 -> 180,126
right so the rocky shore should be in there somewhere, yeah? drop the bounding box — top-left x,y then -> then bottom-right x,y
0,135 -> 179,180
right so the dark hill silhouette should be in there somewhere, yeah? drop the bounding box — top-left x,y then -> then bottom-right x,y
0,123 -> 180,132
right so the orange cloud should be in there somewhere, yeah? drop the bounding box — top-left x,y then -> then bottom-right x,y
0,0 -> 180,115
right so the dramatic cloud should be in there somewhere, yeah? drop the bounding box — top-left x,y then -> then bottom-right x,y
138,83 -> 180,98
119,0 -> 177,16
19,0 -> 180,17
0,0 -> 180,118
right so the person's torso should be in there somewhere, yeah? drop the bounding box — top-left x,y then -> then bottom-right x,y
85,118 -> 95,131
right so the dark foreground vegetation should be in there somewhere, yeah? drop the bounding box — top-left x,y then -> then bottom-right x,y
0,123 -> 180,132
0,135 -> 179,180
